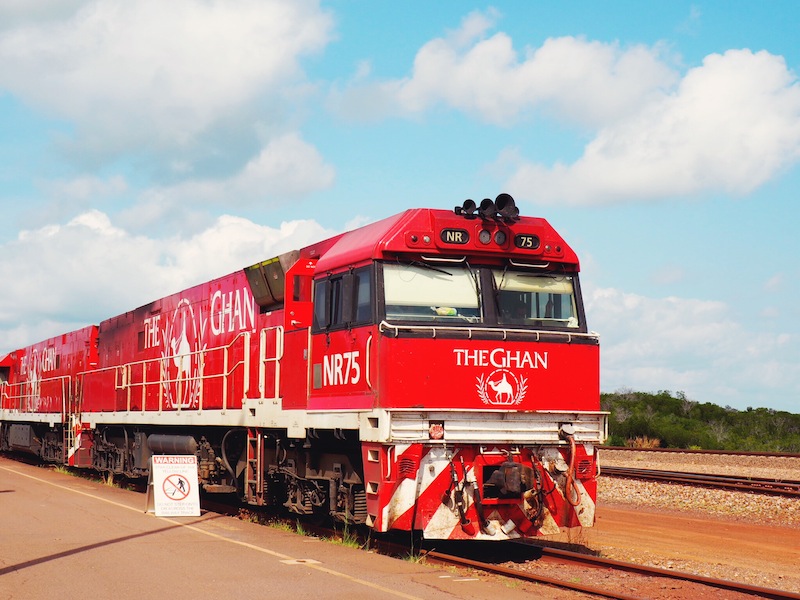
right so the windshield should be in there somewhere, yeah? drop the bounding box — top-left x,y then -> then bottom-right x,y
494,272 -> 579,328
383,263 -> 480,322
381,263 -> 581,329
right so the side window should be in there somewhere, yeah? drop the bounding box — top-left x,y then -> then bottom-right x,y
331,277 -> 343,325
354,269 -> 372,323
312,266 -> 373,332
313,279 -> 329,330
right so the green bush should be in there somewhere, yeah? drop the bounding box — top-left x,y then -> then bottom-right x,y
602,391 -> 800,452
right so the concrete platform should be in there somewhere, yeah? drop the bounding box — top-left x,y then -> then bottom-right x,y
0,456 -> 557,600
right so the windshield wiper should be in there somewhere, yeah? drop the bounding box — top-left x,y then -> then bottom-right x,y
492,265 -> 507,305
409,260 -> 452,276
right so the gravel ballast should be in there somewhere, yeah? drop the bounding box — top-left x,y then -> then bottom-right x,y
585,449 -> 800,592
599,449 -> 800,528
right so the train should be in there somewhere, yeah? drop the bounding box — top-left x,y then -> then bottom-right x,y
0,194 -> 606,540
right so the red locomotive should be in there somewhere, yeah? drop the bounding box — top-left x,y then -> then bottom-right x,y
1,194 -> 606,540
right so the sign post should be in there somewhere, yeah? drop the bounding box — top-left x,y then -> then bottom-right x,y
145,455 -> 201,517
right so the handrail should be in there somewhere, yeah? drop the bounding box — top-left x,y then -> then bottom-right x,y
365,333 -> 373,390
508,259 -> 550,269
78,331 -> 253,412
258,326 -> 284,400
0,374 -> 72,421
378,320 -> 599,342
419,255 -> 466,263
222,331 -> 250,411
0,330 -> 262,418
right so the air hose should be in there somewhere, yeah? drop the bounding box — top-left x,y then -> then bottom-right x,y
559,425 -> 581,507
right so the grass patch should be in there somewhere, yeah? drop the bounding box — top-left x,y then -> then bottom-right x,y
329,521 -> 370,550
295,520 -> 308,537
401,551 -> 427,564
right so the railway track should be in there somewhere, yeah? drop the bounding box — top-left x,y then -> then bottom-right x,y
424,545 -> 800,600
601,465 -> 800,497
269,517 -> 800,600
229,492 -> 800,599
602,446 -> 800,459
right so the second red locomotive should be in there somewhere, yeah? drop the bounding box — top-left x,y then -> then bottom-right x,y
1,194 -> 606,540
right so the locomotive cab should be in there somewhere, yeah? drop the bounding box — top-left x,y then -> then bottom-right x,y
301,196 -> 605,539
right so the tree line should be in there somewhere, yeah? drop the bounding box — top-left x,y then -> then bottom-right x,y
601,390 -> 800,453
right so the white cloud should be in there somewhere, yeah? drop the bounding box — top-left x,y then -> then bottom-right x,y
0,0 -> 334,158
0,0 -> 86,30
232,133 -> 336,196
168,215 -> 331,277
764,273 -> 784,291
41,174 -> 128,201
330,11 -> 677,126
676,5 -> 702,36
124,133 -> 335,230
507,49 -> 800,205
343,215 -> 375,231
0,210 -> 335,353
586,285 -> 800,410
152,133 -> 336,204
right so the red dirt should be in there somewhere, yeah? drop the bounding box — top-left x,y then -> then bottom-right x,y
523,502 -> 800,599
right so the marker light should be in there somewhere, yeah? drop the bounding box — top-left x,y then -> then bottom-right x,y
429,421 -> 445,440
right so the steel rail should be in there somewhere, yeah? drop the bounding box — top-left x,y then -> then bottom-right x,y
423,550 -> 643,600
535,546 -> 800,598
602,446 -> 800,459
426,546 -> 800,600
601,465 -> 800,497
230,516 -> 642,600
227,502 -> 800,600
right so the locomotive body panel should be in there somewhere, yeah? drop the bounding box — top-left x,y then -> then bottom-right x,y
374,336 -> 598,412
82,270 -> 272,414
0,325 -> 98,416
308,325 -> 377,411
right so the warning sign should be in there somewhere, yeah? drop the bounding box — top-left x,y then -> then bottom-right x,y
149,455 -> 201,517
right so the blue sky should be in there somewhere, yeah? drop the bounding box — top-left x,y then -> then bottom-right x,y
0,1 -> 798,413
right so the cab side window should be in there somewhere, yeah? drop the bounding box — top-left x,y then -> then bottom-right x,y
312,266 -> 373,332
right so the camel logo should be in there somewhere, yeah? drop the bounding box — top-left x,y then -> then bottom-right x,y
161,299 -> 204,409
476,369 -> 528,406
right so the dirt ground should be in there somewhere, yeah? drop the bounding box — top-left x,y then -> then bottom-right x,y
518,501 -> 800,599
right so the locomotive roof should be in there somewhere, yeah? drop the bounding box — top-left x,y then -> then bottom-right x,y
308,208 -> 579,271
